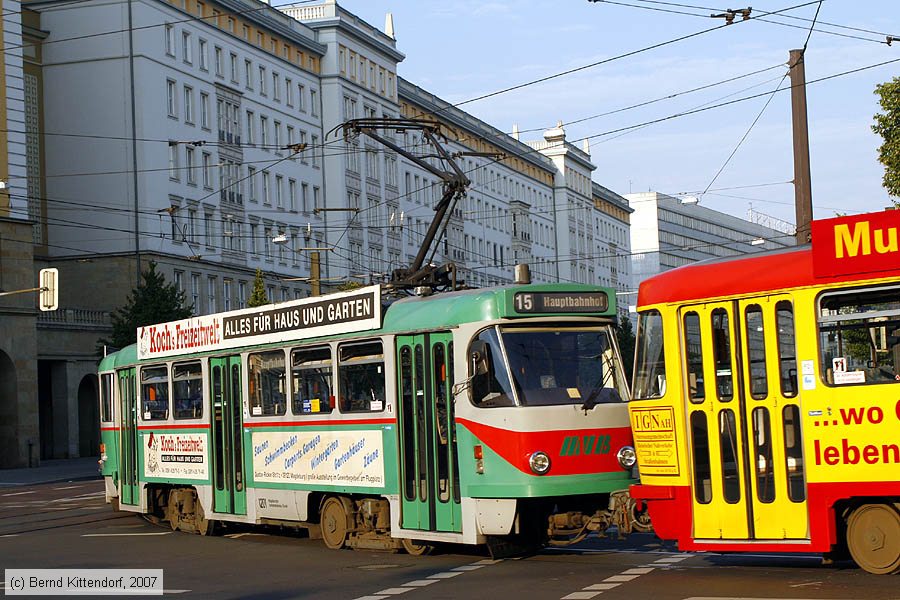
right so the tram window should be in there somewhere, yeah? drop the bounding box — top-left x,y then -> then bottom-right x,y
100,374 -> 114,422
751,407 -> 775,503
434,343 -> 450,503
818,286 -> 900,386
776,301 -> 798,398
683,312 -> 705,403
469,327 -> 516,407
399,346 -> 416,502
634,310 -> 666,399
711,309 -> 734,401
173,361 -> 203,419
503,328 -> 625,407
745,305 -> 768,399
140,366 -> 169,420
782,404 -> 806,502
690,411 -> 712,504
719,409 -> 741,504
338,341 -> 385,413
291,346 -> 333,415
248,350 -> 287,416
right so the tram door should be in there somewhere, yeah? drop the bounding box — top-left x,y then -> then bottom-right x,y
681,298 -> 808,540
209,356 -> 247,515
397,333 -> 462,533
117,368 -> 139,506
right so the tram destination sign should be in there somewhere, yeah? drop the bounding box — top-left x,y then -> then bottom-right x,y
513,291 -> 609,314
138,286 -> 381,360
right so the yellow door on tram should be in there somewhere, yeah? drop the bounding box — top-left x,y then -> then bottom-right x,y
737,296 -> 809,540
681,302 -> 750,539
680,297 -> 810,541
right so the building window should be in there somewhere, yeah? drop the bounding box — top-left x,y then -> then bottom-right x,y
223,279 -> 232,311
238,281 -> 247,309
259,66 -> 267,95
262,171 -> 270,204
168,143 -> 179,180
182,31 -> 192,64
310,89 -> 318,116
230,52 -> 238,83
200,92 -> 210,129
183,86 -> 193,123
207,276 -> 217,313
202,152 -> 212,188
185,146 -> 196,185
166,79 -> 177,117
274,121 -> 282,154
246,110 -> 254,145
311,135 -> 319,168
285,78 -> 293,106
191,273 -> 200,315
275,175 -> 284,208
245,59 -> 253,89
288,179 -> 296,212
247,167 -> 257,202
164,24 -> 175,57
297,84 -> 305,111
260,116 -> 268,148
273,72 -> 280,101
198,39 -> 208,70
214,46 -> 223,77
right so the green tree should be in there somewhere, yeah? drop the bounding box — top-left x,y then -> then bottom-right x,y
102,261 -> 192,350
248,268 -> 269,307
873,76 -> 900,200
616,314 -> 636,381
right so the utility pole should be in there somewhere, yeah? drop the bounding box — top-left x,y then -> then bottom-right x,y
789,49 -> 813,244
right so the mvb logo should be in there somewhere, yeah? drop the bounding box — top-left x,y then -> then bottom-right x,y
560,434 -> 611,456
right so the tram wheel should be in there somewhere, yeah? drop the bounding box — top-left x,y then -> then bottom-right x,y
629,500 -> 653,534
401,538 -> 434,556
167,491 -> 180,532
846,503 -> 900,574
321,497 -> 351,550
195,501 -> 217,537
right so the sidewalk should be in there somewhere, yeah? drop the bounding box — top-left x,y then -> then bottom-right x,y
0,457 -> 101,487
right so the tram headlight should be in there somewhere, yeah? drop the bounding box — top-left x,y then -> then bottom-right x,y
529,451 -> 552,475
616,446 -> 637,470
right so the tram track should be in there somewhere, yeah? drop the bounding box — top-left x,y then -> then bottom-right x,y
0,510 -> 136,537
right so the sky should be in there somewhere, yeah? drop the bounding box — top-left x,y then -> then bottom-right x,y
336,0 -> 899,227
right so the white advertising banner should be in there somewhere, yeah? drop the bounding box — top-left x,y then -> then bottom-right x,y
143,432 -> 208,480
137,286 -> 381,360
251,430 -> 385,488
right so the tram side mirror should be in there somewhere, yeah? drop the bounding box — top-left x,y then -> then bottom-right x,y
470,341 -> 490,376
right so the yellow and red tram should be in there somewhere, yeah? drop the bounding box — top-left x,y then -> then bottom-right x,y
629,210 -> 900,574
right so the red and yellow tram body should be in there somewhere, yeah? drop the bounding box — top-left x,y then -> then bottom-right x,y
629,210 -> 900,574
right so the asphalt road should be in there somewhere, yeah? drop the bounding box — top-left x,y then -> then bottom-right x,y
0,481 -> 896,599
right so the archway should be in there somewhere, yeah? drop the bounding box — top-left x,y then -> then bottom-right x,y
78,374 -> 99,457
0,350 -> 18,466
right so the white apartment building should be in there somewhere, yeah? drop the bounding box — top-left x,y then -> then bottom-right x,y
15,0 -> 635,463
627,191 -> 796,291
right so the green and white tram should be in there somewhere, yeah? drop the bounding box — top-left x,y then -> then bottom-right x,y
98,283 -> 640,553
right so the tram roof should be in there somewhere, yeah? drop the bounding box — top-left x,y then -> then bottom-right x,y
637,245 -> 900,306
99,283 -> 615,368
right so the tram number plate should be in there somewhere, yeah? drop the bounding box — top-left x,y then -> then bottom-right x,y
513,292 -> 608,314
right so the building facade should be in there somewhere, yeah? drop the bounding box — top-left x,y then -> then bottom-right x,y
626,191 -> 796,293
10,0 -> 634,465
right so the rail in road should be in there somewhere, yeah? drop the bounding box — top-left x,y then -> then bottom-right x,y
0,481 -> 132,537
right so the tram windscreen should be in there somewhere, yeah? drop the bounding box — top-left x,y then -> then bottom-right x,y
473,327 -> 627,407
